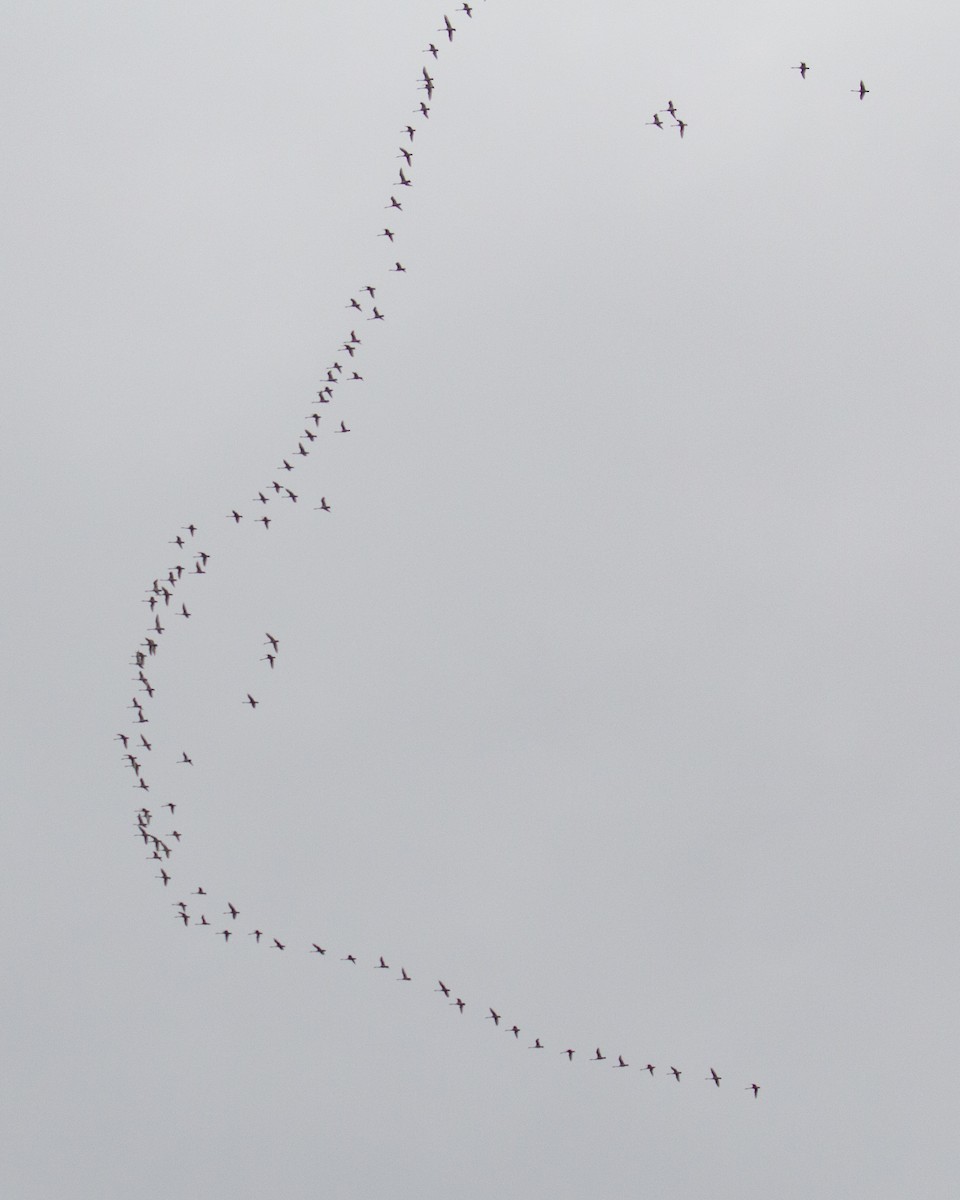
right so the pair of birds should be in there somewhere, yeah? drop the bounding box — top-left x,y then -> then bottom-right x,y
793,63 -> 870,97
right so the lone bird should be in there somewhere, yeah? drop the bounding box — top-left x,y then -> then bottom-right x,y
670,1067 -> 682,1081
562,1049 -> 575,1061
708,1068 -> 722,1087
792,61 -> 809,77
747,1083 -> 761,1097
244,694 -> 259,708
487,1009 -> 502,1025
436,981 -> 451,996
452,997 -> 466,1012
592,1048 -> 606,1062
614,1056 -> 629,1069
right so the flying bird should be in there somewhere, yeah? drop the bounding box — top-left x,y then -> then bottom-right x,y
440,14 -> 456,40
614,1056 -> 629,1069
747,1083 -> 761,1097
487,1009 -> 502,1026
708,1068 -> 722,1087
244,694 -> 259,708
792,61 -> 809,77
852,79 -> 869,98
670,1067 -> 682,1081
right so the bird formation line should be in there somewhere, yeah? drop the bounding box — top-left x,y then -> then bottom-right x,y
115,7 -> 876,1103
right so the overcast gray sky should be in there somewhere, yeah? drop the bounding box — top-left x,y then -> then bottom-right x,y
4,1 -> 960,1197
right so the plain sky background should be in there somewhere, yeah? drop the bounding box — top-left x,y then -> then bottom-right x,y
3,1 -> 960,1196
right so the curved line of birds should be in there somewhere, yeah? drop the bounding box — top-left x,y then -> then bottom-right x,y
110,7 -> 887,1105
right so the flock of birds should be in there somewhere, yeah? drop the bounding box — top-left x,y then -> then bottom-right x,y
112,5 -> 881,1104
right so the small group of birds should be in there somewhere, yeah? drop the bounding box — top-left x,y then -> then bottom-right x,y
646,66 -> 871,141
646,99 -> 687,138
117,0 -> 763,1106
